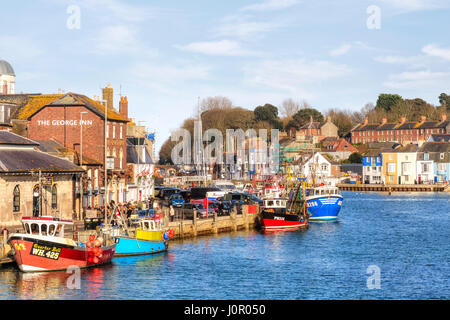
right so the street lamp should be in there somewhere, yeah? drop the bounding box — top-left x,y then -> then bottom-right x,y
79,111 -> 88,220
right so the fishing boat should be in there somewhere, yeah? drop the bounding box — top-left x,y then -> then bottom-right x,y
113,214 -> 170,257
259,198 -> 307,231
8,216 -> 116,272
305,186 -> 343,221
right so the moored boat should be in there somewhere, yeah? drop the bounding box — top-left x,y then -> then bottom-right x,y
259,198 -> 307,232
8,216 -> 116,272
305,186 -> 343,221
113,217 -> 170,257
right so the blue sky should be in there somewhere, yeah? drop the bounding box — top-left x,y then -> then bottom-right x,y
1,0 -> 450,154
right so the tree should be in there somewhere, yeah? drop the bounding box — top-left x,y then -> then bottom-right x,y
288,108 -> 324,129
439,93 -> 450,110
200,96 -> 233,112
254,103 -> 282,129
281,99 -> 300,118
326,109 -> 354,137
348,152 -> 362,163
375,94 -> 403,112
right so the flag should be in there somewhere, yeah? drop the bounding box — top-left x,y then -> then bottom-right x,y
203,197 -> 209,219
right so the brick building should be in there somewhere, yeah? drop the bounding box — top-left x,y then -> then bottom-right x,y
351,114 -> 449,145
0,89 -> 130,211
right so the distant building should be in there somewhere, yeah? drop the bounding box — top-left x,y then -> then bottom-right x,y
321,137 -> 359,161
362,142 -> 399,184
416,142 -> 450,184
351,115 -> 449,144
0,59 -> 15,95
382,144 -> 418,185
428,134 -> 450,142
287,116 -> 338,142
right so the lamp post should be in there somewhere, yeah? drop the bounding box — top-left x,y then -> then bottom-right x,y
79,111 -> 88,220
137,121 -> 147,202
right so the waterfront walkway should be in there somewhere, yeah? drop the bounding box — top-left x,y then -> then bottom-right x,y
337,183 -> 450,192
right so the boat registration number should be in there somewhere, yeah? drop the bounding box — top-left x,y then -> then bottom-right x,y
30,243 -> 62,260
274,216 -> 285,220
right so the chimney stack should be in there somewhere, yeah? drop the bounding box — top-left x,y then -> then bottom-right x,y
102,83 -> 114,110
441,113 -> 447,122
363,118 -> 368,126
420,115 -> 426,123
381,117 -> 387,125
119,96 -> 129,121
400,116 -> 406,124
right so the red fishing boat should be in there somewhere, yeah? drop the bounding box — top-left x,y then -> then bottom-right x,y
259,198 -> 307,232
8,216 -> 116,272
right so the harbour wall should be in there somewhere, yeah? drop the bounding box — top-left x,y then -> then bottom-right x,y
337,183 -> 450,193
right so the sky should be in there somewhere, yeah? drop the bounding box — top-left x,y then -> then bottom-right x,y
1,0 -> 450,155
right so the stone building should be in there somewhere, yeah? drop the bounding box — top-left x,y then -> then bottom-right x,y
0,131 -> 83,226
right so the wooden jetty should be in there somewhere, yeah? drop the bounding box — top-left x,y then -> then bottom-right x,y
166,205 -> 259,239
337,183 -> 450,193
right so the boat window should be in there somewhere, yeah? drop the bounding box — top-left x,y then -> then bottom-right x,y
31,223 -> 39,234
24,223 -> 30,234
321,190 -> 325,195
41,224 -> 48,236
315,190 -> 320,195
144,222 -> 150,230
49,224 -> 56,236
268,201 -> 274,206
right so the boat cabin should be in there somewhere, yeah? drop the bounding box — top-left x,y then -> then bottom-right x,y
21,216 -> 73,237
305,186 -> 340,197
262,198 -> 288,209
138,219 -> 162,232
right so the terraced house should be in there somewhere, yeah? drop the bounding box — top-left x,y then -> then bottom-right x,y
351,114 -> 449,144
416,142 -> 450,184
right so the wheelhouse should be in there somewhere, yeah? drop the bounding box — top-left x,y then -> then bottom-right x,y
21,216 -> 73,237
305,187 -> 341,197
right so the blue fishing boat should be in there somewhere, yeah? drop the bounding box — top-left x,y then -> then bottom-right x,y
305,186 -> 343,221
114,218 -> 169,257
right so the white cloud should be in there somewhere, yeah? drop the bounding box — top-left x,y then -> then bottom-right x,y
240,0 -> 300,12
422,44 -> 450,61
329,44 -> 352,56
92,25 -> 158,57
383,70 -> 450,89
243,58 -> 351,94
214,18 -> 283,39
175,40 -> 258,56
380,0 -> 450,12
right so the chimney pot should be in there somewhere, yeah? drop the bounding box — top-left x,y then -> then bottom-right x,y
420,115 -> 426,123
363,118 -> 368,125
381,117 -> 387,125
400,116 -> 406,124
441,113 -> 447,122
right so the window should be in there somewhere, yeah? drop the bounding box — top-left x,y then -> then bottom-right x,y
112,125 -> 116,139
106,124 -> 110,138
387,163 -> 396,173
51,185 -> 57,210
440,153 -> 444,159
13,185 -> 20,212
120,125 -> 123,139
424,153 -> 429,161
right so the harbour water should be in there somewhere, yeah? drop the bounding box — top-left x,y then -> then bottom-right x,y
0,192 -> 449,300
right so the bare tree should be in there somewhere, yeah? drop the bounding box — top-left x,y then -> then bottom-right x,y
200,96 -> 233,113
281,98 -> 300,118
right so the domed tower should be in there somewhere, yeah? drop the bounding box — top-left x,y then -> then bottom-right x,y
0,59 -> 16,94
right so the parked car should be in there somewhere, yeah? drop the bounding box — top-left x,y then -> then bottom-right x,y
180,202 -> 214,219
169,193 -> 185,207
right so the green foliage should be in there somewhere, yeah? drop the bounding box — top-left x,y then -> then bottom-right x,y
348,152 -> 362,163
289,108 -> 324,129
439,93 -> 450,110
254,104 -> 282,129
375,94 -> 403,112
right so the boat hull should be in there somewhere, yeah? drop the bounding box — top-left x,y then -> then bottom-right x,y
8,236 -> 115,272
306,195 -> 343,220
114,236 -> 167,257
260,211 -> 307,231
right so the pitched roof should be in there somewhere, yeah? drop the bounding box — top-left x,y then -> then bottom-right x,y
0,130 -> 39,146
0,149 -> 83,173
11,93 -> 128,122
429,134 -> 450,142
417,142 -> 450,153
